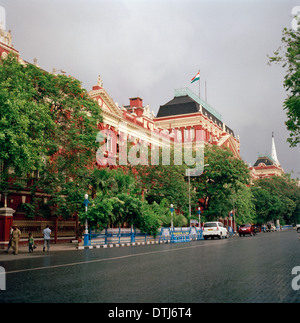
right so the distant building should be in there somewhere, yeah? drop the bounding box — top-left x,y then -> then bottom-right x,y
249,133 -> 284,179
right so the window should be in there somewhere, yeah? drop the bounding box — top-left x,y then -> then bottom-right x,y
204,223 -> 217,228
106,134 -> 112,152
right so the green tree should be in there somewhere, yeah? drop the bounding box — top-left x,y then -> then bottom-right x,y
133,163 -> 190,208
83,191 -> 161,236
251,186 -> 276,224
84,195 -> 119,230
150,199 -> 171,227
0,54 -> 56,184
193,145 -> 250,220
268,27 -> 300,147
0,54 -> 102,218
134,202 -> 161,237
252,175 -> 300,224
231,182 -> 255,225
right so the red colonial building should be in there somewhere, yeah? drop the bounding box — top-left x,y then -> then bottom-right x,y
0,25 -> 240,248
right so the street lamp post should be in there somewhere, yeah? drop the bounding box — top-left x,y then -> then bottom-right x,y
170,204 -> 174,231
198,207 -> 201,229
83,194 -> 90,246
187,164 -> 209,228
188,173 -> 191,227
230,210 -> 235,235
3,188 -> 8,208
232,199 -> 236,233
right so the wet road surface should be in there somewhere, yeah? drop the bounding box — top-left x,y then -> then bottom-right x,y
0,230 -> 300,303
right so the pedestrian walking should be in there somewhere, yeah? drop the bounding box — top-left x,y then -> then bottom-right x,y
28,233 -> 35,253
43,225 -> 51,252
11,225 -> 21,255
4,226 -> 13,253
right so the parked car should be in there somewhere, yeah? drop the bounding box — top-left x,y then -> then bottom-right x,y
203,221 -> 228,240
238,224 -> 256,237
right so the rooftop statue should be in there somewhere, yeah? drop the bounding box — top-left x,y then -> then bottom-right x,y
0,22 -> 12,47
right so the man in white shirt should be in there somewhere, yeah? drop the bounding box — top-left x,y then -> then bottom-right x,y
43,225 -> 51,252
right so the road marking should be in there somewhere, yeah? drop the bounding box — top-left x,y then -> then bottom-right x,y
4,241 -> 221,275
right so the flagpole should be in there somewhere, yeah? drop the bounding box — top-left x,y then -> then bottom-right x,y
198,70 -> 200,99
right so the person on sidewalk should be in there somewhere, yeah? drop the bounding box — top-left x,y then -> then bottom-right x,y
28,232 -> 35,253
11,225 -> 21,255
43,225 -> 51,252
4,226 -> 13,253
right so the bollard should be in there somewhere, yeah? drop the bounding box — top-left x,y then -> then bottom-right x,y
84,233 -> 90,246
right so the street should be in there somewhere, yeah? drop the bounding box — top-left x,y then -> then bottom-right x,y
0,229 -> 300,303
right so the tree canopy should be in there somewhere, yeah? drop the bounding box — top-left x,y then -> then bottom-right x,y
0,54 -> 102,183
251,175 -> 300,225
0,54 -> 102,217
268,27 -> 300,147
192,145 -> 250,220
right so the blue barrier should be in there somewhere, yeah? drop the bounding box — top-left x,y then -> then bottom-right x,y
87,227 -> 203,246
281,225 -> 293,230
89,227 -> 158,246
164,227 -> 203,244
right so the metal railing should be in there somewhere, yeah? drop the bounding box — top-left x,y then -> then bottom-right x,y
174,87 -> 222,121
13,219 -> 76,239
88,227 -> 203,246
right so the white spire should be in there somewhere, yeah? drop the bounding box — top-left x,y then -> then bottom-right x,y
271,132 -> 280,166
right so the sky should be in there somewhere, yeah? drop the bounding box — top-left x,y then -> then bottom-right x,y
1,0 -> 299,178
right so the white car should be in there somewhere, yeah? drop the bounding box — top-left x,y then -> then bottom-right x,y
203,221 -> 228,240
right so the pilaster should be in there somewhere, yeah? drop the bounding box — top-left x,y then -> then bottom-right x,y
0,207 -> 15,249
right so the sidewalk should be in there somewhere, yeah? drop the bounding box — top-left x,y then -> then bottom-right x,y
0,242 -> 78,261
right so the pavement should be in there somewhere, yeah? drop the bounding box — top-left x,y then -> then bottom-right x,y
0,242 -> 78,261
0,239 -> 161,261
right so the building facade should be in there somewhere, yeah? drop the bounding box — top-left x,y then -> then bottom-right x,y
154,87 -> 240,158
90,83 -> 241,168
0,24 -> 242,247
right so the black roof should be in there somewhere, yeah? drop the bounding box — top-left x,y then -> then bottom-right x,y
253,156 -> 274,167
156,94 -> 235,137
156,95 -> 199,117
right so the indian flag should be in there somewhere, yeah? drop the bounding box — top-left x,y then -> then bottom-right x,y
191,71 -> 200,83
